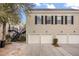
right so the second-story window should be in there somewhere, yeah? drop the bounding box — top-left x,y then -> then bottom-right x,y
35,16 -> 41,24
47,16 -> 51,24
35,15 -> 74,25
61,16 -> 63,24
41,16 -> 43,24
65,16 -> 67,24
57,16 -> 61,24
55,16 -> 57,24
35,16 -> 37,24
51,16 -> 53,24
45,16 -> 47,24
71,16 -> 74,24
67,16 -> 74,25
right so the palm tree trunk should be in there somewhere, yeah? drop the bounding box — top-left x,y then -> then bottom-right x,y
0,22 -> 6,48
2,22 -> 6,40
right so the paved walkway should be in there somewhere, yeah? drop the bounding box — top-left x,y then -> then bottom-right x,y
0,42 -> 26,56
0,42 -> 79,56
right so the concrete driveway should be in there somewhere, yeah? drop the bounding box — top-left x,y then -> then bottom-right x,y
0,42 -> 79,56
26,44 -> 72,56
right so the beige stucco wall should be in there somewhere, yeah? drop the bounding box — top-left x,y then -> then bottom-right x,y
26,10 -> 79,35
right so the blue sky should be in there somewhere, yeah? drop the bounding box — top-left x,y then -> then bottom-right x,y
33,3 -> 69,9
19,3 -> 79,24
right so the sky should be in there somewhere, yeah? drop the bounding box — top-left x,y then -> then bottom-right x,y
19,3 -> 79,24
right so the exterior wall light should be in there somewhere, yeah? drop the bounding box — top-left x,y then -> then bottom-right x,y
33,30 -> 35,33
61,31 -> 63,33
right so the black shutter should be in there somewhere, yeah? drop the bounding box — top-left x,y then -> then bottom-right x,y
61,16 -> 63,24
55,16 -> 57,24
71,16 -> 74,24
65,16 -> 67,24
35,16 -> 37,24
45,16 -> 47,24
41,16 -> 43,24
51,16 -> 53,24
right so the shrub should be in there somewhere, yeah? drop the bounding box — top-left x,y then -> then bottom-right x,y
5,34 -> 12,44
52,38 -> 59,47
6,34 -> 10,39
17,35 -> 26,42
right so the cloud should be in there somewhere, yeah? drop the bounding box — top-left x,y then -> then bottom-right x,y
35,3 -> 56,9
35,3 -> 41,6
64,3 -> 79,9
46,4 -> 56,9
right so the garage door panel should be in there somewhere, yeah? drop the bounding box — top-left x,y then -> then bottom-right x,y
56,35 -> 68,44
41,35 -> 53,44
28,35 -> 53,44
28,35 -> 40,44
69,35 -> 79,44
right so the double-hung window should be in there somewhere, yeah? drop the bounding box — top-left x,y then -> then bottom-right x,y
35,16 -> 41,24
71,16 -> 74,24
57,16 -> 61,24
55,16 -> 57,24
47,16 -> 51,24
65,16 -> 67,24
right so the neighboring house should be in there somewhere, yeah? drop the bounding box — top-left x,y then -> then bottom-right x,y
26,9 -> 79,44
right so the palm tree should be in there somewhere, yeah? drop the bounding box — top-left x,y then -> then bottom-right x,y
0,3 -> 20,41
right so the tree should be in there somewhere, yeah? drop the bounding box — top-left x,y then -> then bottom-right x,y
20,3 -> 35,44
0,3 -> 20,41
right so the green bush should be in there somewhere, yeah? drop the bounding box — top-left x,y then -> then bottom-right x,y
17,35 -> 26,42
6,34 -> 10,39
52,38 -> 59,47
5,34 -> 12,44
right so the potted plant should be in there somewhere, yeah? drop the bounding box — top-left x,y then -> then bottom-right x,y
52,38 -> 59,47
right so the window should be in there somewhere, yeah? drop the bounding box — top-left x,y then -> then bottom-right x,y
45,16 -> 53,24
35,16 -> 37,24
37,16 -> 41,24
65,16 -> 67,24
47,16 -> 51,24
71,16 -> 74,24
41,16 -> 43,24
61,16 -> 63,24
57,16 -> 61,24
35,16 -> 41,24
51,16 -> 53,24
66,16 -> 74,24
35,15 -> 74,25
67,16 -> 71,24
55,16 -> 57,24
45,16 -> 47,24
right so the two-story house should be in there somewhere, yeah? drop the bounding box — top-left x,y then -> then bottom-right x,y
26,9 -> 79,44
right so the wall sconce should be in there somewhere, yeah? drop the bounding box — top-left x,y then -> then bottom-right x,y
73,30 -> 76,33
61,31 -> 63,33
45,31 -> 48,33
33,30 -> 35,33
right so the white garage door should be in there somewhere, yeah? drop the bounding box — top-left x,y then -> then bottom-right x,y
28,35 -> 40,44
41,35 -> 53,44
56,35 -> 68,44
28,35 -> 53,44
28,34 -> 79,44
69,35 -> 79,44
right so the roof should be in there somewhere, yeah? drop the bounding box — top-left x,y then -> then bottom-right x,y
31,9 -> 79,11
